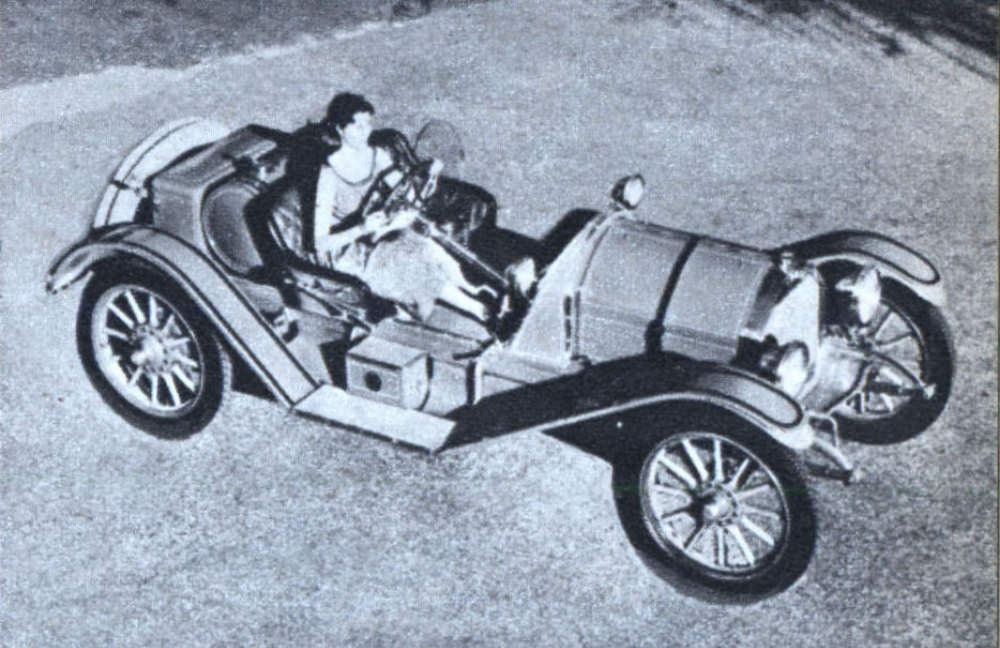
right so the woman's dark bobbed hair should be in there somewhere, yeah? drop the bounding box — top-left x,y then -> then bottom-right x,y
324,92 -> 375,132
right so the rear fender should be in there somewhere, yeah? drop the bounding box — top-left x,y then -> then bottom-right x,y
780,230 -> 945,307
47,224 -> 150,294
95,118 -> 230,228
47,226 -> 316,406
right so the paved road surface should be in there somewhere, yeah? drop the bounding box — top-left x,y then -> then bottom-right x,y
2,1 -> 996,646
1,0 -> 478,88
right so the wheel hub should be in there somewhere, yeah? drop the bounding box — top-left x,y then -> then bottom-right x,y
130,326 -> 171,373
699,488 -> 738,525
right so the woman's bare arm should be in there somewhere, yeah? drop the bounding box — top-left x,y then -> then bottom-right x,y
313,165 -> 339,250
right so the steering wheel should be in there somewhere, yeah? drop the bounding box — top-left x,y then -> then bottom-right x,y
359,158 -> 436,221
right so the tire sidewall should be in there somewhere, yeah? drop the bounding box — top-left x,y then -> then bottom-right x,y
77,262 -> 229,439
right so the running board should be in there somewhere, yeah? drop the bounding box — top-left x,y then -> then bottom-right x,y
294,384 -> 455,452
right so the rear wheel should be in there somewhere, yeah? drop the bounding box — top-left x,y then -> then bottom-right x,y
77,264 -> 231,438
613,408 -> 815,602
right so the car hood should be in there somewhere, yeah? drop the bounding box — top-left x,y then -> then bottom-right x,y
509,215 -> 774,366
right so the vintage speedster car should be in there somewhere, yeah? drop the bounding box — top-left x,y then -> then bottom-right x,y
47,118 -> 953,601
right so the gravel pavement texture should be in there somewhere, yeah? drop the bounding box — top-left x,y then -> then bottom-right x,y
1,0 -> 996,646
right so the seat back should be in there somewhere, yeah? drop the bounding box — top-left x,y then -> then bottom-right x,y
202,178 -> 268,275
268,184 -> 319,265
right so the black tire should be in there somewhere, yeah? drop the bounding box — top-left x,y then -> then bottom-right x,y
612,407 -> 815,603
833,279 -> 954,444
77,263 -> 231,439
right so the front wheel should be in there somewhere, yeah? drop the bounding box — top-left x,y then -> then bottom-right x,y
613,409 -> 815,603
832,280 -> 954,444
77,264 -> 231,438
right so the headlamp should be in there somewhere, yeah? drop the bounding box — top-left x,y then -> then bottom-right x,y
610,174 -> 645,210
759,340 -> 811,396
835,266 -> 882,325
774,342 -> 811,396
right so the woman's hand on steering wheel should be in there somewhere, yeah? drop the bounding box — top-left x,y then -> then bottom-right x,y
360,158 -> 438,220
364,206 -> 419,242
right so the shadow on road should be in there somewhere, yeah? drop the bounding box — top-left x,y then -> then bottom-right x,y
6,0 -> 994,88
709,0 -> 997,77
0,0 -> 491,88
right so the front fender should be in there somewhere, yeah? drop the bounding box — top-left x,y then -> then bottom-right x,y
46,226 -> 316,406
780,230 -> 945,307
546,365 -> 815,451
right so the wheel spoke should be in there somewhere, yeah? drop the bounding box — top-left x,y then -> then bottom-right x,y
727,458 -> 751,489
163,373 -> 182,407
712,438 -> 724,483
681,439 -> 709,483
869,306 -> 893,337
171,364 -> 196,391
149,374 -> 160,405
739,515 -> 776,547
867,374 -> 909,394
742,504 -> 782,521
660,503 -> 694,521
103,326 -> 130,341
874,391 -> 895,413
107,302 -> 135,329
124,289 -> 147,324
162,313 -> 177,335
727,525 -> 756,565
875,331 -> 913,349
657,456 -> 698,490
684,523 -> 707,550
174,354 -> 199,369
164,337 -> 191,348
148,294 -> 159,327
127,367 -> 143,387
735,483 -> 772,501
650,483 -> 692,497
714,526 -> 726,568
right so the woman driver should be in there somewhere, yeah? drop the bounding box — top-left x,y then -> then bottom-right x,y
312,93 -> 495,323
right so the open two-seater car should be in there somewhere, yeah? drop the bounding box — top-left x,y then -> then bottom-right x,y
47,117 -> 953,601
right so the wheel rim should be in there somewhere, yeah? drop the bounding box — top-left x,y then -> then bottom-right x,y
90,285 -> 205,417
836,299 -> 930,421
639,432 -> 791,576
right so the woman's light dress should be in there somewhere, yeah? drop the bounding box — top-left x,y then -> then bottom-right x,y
314,147 -> 469,320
